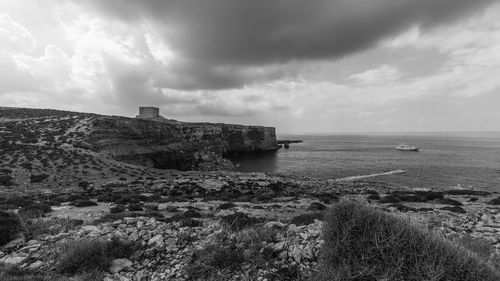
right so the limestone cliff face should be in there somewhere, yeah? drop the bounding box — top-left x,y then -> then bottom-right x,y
88,117 -> 278,170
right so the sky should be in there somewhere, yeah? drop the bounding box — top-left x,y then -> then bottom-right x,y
1,0 -> 500,133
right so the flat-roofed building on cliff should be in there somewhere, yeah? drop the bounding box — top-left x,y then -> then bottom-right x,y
136,107 -> 160,118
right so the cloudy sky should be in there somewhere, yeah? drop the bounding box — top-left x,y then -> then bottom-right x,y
1,0 -> 500,133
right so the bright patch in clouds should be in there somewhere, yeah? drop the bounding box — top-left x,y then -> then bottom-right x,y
349,65 -> 403,85
0,0 -> 500,132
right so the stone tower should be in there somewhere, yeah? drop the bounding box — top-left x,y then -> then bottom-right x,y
136,107 -> 160,118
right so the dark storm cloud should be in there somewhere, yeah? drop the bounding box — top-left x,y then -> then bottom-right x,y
80,0 -> 497,89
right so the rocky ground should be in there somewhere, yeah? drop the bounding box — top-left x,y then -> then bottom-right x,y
1,172 -> 500,280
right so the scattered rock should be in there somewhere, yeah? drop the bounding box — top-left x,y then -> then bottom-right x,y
148,234 -> 164,246
109,258 -> 133,273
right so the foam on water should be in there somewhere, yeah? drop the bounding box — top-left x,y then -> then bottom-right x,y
334,169 -> 407,181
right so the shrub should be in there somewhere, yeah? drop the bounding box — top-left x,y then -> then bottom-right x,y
0,211 -> 23,246
0,204 -> 18,210
0,175 -> 14,186
217,202 -> 236,210
185,244 -> 244,280
440,206 -> 466,214
113,195 -> 135,205
178,217 -> 201,227
29,174 -> 49,183
74,269 -> 104,281
182,209 -> 202,218
78,181 -> 90,188
110,205 -> 126,214
106,237 -> 138,259
56,239 -> 110,274
56,238 -> 137,275
313,200 -> 500,281
438,197 -> 463,206
445,190 -> 490,196
22,217 -> 83,240
221,212 -> 259,231
20,162 -> 32,170
234,226 -> 280,262
488,196 -> 500,205
127,203 -> 143,212
290,212 -> 323,226
265,264 -> 302,281
0,264 -> 69,281
71,200 -> 97,207
314,193 -> 339,204
3,196 -> 33,208
308,202 -> 326,211
18,203 -> 52,218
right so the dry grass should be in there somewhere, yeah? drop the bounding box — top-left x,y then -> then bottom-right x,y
56,238 -> 137,275
313,200 -> 500,281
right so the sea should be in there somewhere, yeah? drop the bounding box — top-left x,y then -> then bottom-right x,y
230,132 -> 500,192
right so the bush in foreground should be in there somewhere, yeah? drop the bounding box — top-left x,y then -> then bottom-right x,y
313,200 -> 500,281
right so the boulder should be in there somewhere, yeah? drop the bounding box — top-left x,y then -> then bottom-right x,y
109,258 -> 133,273
148,234 -> 164,246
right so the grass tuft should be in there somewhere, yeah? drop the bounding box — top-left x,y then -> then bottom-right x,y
313,200 -> 500,281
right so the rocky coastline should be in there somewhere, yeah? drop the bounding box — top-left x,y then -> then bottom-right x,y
1,107 -> 499,280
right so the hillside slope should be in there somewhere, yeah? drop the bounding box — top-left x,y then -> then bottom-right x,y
0,107 -> 278,189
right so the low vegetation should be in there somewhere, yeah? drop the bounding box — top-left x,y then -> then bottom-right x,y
488,196 -> 500,205
313,200 -> 500,281
290,212 -> 323,226
22,217 -> 83,240
0,211 -> 23,246
18,203 -> 52,218
185,225 -> 282,280
220,212 -> 260,231
185,244 -> 244,280
56,238 -> 137,275
0,264 -> 68,281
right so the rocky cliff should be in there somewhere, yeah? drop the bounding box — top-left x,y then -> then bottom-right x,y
88,116 -> 279,170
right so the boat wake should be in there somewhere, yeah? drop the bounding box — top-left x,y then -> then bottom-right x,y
334,169 -> 407,181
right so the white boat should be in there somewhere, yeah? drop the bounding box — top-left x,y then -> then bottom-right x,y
395,144 -> 420,151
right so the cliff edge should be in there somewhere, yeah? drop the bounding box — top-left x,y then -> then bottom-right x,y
89,116 -> 279,170
0,107 -> 278,172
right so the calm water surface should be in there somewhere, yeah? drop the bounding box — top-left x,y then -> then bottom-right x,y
230,132 -> 500,191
